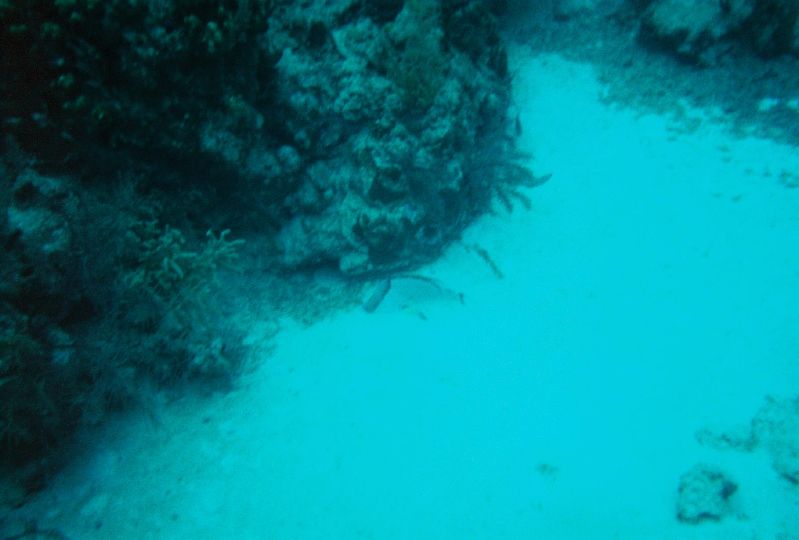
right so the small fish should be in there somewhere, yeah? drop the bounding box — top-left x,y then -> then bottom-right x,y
362,278 -> 392,313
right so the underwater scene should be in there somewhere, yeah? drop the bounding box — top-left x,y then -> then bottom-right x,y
2,0 -> 799,538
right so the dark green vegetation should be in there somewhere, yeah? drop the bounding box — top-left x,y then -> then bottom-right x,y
0,0 -> 530,501
1,0 -> 274,176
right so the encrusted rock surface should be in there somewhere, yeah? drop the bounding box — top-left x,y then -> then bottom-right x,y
676,464 -> 738,524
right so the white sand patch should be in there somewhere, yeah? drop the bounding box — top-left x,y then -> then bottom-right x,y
11,50 -> 799,539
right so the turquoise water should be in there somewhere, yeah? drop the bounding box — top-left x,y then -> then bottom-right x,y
11,51 -> 799,540
240,56 -> 799,539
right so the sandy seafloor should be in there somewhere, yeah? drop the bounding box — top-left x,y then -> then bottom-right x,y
11,46 -> 799,539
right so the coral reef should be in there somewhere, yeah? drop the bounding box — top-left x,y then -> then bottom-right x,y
2,0 -> 520,276
268,0 -> 515,274
637,0 -> 799,64
0,0 -> 531,498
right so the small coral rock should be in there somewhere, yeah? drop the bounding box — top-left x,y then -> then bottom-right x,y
676,464 -> 738,524
752,396 -> 799,485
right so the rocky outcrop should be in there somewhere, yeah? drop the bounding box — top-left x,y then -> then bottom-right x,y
0,0 -> 525,474
1,0 -> 517,276
637,0 -> 799,63
267,0 -> 514,274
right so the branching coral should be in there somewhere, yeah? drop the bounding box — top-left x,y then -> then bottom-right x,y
126,220 -> 245,317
